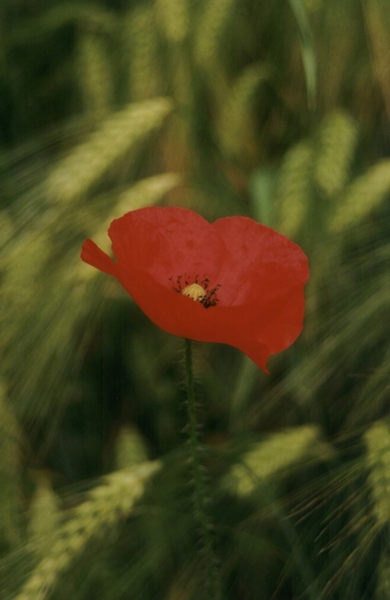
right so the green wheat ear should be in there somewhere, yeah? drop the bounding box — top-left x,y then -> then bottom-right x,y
314,110 -> 358,197
45,98 -> 173,204
14,462 -> 160,600
76,28 -> 113,120
194,0 -> 236,72
276,110 -> 358,238
275,140 -> 313,237
28,474 -> 61,557
113,173 -> 182,213
155,0 -> 189,44
217,63 -> 270,158
329,159 -> 390,233
225,425 -> 332,497
114,427 -> 149,469
365,422 -> 390,526
124,5 -> 161,101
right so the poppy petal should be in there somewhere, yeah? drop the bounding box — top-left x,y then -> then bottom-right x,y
81,207 -> 309,372
233,339 -> 270,373
108,206 -> 225,287
81,239 -> 117,276
212,216 -> 309,306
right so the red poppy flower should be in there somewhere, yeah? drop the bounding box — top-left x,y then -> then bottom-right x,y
81,206 -> 309,372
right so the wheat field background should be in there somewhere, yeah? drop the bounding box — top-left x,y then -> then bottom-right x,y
1,1 -> 390,599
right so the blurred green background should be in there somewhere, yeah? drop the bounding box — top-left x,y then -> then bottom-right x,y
1,0 -> 390,598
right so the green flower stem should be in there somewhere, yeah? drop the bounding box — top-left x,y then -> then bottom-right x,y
184,338 -> 220,600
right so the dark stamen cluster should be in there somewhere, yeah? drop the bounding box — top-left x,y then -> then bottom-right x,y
169,274 -> 221,308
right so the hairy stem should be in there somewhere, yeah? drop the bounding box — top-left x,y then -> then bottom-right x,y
184,338 -> 220,599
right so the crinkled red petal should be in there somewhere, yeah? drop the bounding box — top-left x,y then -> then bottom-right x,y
108,206 -> 225,285
212,215 -> 309,305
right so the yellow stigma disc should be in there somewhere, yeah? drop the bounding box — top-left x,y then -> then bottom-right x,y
181,283 -> 207,302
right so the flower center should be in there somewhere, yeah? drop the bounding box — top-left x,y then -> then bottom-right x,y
169,274 -> 221,308
181,283 -> 207,303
